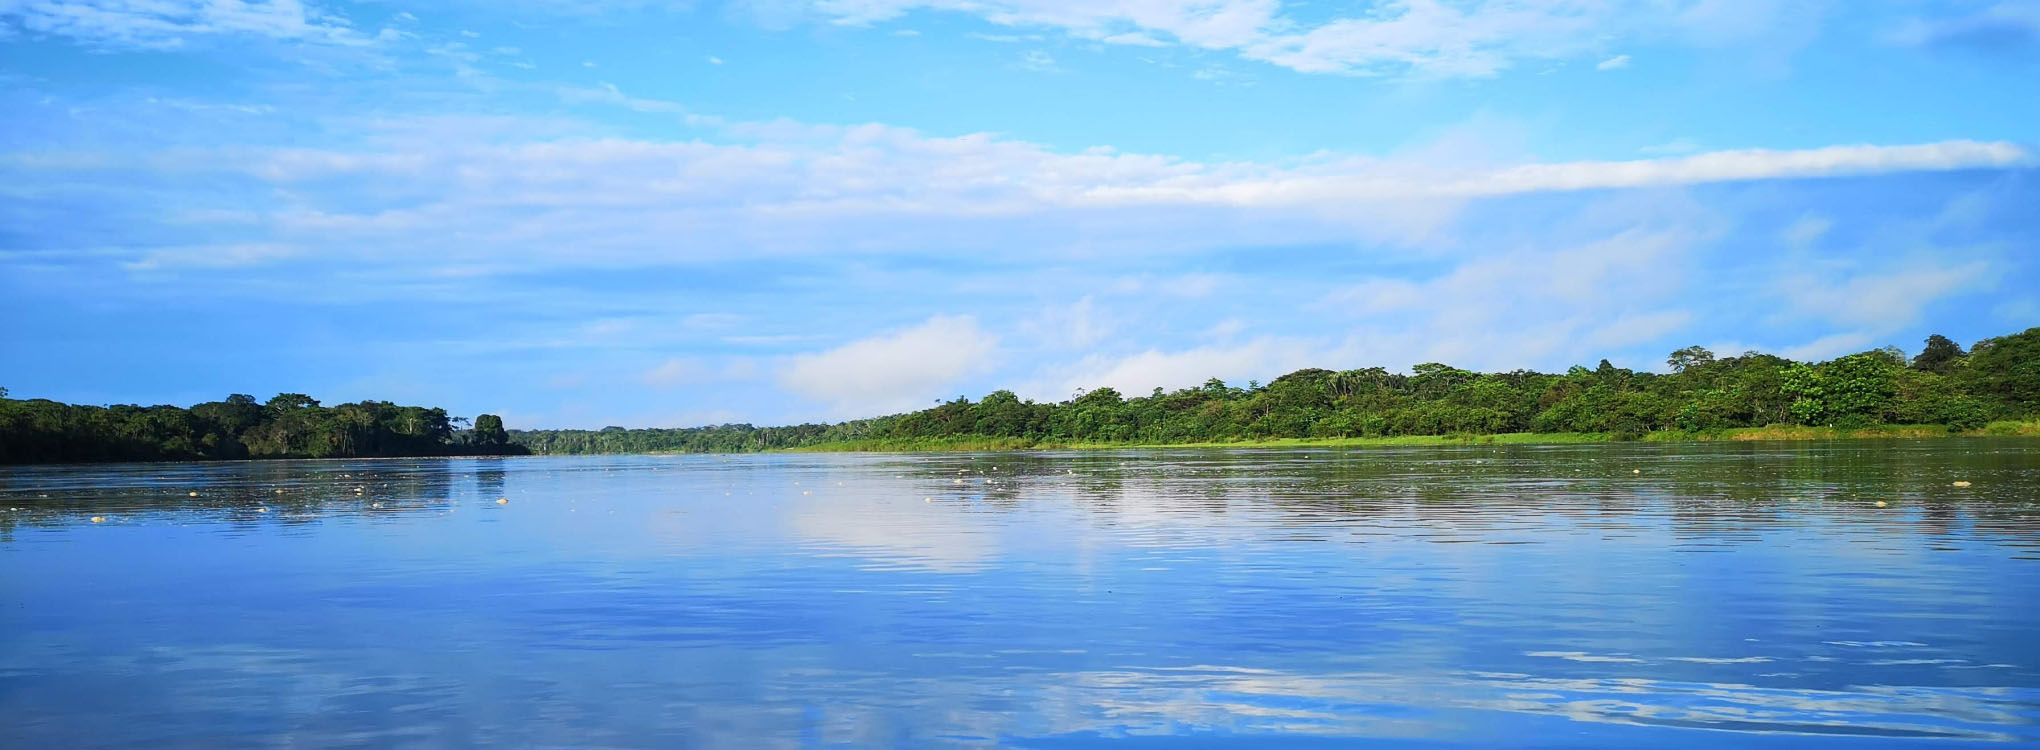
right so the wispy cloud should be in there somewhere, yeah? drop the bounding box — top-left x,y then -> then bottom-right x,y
120,242 -> 300,271
1779,261 -> 1995,331
1077,141 -> 2032,205
2,0 -> 379,49
644,356 -> 759,387
799,0 -> 1822,78
1889,2 -> 2040,52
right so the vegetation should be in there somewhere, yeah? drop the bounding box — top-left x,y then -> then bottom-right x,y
7,327 -> 2035,463
787,423 -> 2040,453
0,390 -> 525,464
511,327 -> 2040,455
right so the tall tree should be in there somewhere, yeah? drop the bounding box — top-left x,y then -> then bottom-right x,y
1912,334 -> 1967,373
1667,346 -> 1716,373
472,414 -> 509,450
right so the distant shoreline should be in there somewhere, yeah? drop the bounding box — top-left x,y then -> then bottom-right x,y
772,422 -> 2040,454
4,423 -> 2036,466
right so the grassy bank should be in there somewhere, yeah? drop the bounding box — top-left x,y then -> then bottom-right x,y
784,421 -> 2040,454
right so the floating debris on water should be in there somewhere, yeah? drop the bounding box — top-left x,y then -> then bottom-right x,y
256,507 -> 269,513
1875,501 -> 1889,508
496,498 -> 509,505
90,516 -> 105,523
187,491 -> 199,497
1953,481 -> 1972,487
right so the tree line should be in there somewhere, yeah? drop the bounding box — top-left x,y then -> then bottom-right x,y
511,327 -> 2040,454
0,392 -> 523,464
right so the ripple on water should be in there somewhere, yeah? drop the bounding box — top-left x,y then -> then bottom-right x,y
1,441 -> 2038,747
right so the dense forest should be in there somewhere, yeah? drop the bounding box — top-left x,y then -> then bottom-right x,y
0,392 -> 524,464
6,327 -> 2035,463
511,327 -> 2040,455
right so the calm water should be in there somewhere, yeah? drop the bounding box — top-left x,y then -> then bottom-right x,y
3,441 -> 2039,748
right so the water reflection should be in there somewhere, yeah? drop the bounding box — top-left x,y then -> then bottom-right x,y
2,440 -> 2037,747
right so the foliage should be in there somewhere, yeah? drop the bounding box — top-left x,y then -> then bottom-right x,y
470,414 -> 512,452
508,326 -> 2040,455
1911,334 -> 1967,374
1961,327 -> 2040,416
0,393 -> 527,464
17,327 -> 2031,463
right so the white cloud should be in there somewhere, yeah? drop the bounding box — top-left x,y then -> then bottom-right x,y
1084,141 -> 2033,207
1780,261 -> 1994,331
1596,54 -> 1631,70
6,97 -> 2029,284
799,0 -> 1820,78
779,315 -> 999,414
1777,331 -> 1876,362
1305,198 -> 1721,372
1044,337 -> 1329,399
2,0 -> 375,49
1026,214 -> 1710,393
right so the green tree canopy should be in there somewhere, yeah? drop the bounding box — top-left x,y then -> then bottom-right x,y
1912,334 -> 1967,373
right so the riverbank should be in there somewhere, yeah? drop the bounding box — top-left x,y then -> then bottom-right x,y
780,421 -> 2040,453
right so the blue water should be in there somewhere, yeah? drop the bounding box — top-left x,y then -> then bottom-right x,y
3,441 -> 2039,747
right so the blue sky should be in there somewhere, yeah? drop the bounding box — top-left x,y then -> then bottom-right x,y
2,1 -> 2036,428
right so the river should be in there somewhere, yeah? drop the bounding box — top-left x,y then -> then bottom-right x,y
3,440 -> 2038,747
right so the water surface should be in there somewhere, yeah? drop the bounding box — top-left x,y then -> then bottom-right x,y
3,440 -> 2039,747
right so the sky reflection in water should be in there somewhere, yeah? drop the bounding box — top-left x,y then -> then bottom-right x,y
2,440 -> 2038,747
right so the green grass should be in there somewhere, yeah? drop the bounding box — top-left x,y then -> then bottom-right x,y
781,422 -> 2040,454
1979,420 -> 2040,436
